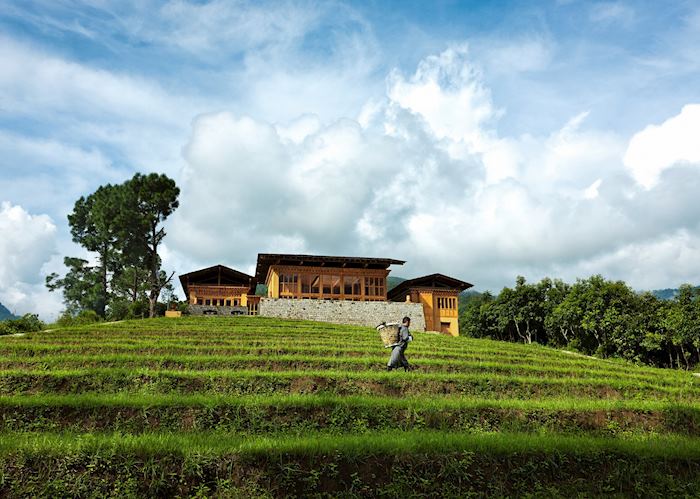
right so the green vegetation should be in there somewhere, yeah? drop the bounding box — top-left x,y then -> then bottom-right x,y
461,275 -> 700,370
46,173 -> 180,320
2,316 -> 700,496
0,313 -> 44,336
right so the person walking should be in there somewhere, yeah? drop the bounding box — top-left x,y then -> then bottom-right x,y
387,316 -> 413,371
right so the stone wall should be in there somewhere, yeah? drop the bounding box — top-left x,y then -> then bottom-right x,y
188,304 -> 249,316
259,298 -> 426,331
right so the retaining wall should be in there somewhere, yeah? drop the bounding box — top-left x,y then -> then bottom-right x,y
259,298 -> 426,331
187,305 -> 249,316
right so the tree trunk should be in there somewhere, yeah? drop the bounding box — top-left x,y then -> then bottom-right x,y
525,321 -> 532,344
132,268 -> 138,303
680,344 -> 690,370
513,317 -> 525,343
99,243 -> 108,318
148,223 -> 159,318
560,327 -> 568,343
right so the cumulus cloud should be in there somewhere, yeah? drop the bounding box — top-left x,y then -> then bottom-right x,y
624,104 -> 700,189
0,202 -> 59,318
167,44 -> 700,292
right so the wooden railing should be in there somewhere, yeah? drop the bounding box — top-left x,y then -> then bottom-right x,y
189,285 -> 248,297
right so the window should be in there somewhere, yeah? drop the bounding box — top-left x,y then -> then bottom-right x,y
437,297 -> 456,310
205,299 -> 211,306
225,299 -> 231,306
322,275 -> 341,297
233,299 -> 239,306
344,276 -> 361,296
279,274 -> 298,297
301,274 -> 320,295
364,277 -> 385,298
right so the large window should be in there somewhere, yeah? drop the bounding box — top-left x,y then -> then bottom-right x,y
344,276 -> 361,296
364,277 -> 385,298
301,274 -> 320,295
322,275 -> 341,297
279,274 -> 298,297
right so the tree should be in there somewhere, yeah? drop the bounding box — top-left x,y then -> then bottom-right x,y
46,257 -> 103,316
66,185 -> 123,317
459,291 -> 497,338
494,277 -> 547,344
120,173 -> 180,318
663,285 -> 700,369
47,172 -> 179,319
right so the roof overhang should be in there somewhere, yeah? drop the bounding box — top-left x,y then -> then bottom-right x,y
255,253 -> 405,284
387,273 -> 473,301
179,265 -> 256,299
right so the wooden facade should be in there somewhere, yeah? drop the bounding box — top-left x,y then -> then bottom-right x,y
255,254 -> 404,302
179,258 -> 472,329
178,265 -> 259,315
387,274 -> 473,336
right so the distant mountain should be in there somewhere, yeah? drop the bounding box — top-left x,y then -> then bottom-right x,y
651,288 -> 679,300
0,303 -> 17,321
387,276 -> 406,291
649,286 -> 700,300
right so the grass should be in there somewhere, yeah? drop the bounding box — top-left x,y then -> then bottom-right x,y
2,315 -> 700,496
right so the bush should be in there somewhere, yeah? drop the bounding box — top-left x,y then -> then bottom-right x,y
0,314 -> 45,335
55,310 -> 102,328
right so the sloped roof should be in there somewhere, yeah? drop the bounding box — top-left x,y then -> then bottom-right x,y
387,273 -> 473,301
255,253 -> 405,283
179,265 -> 255,299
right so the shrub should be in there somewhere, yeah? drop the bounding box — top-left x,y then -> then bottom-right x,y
0,314 -> 45,335
55,310 -> 102,328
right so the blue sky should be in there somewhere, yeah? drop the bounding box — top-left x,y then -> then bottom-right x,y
1,0 -> 700,318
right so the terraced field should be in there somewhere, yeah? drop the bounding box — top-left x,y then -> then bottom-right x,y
2,317 -> 700,497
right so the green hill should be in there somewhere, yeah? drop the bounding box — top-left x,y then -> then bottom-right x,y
387,275 -> 406,291
0,303 -> 16,322
1,316 -> 700,496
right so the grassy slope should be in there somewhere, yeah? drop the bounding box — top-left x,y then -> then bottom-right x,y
2,316 -> 700,497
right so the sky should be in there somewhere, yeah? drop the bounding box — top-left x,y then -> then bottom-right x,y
1,0 -> 700,319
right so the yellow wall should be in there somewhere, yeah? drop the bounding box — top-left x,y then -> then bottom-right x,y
267,269 -> 280,298
407,288 -> 460,336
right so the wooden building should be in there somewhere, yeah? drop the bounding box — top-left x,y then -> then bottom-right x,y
387,274 -> 473,336
179,265 -> 260,315
255,253 -> 405,301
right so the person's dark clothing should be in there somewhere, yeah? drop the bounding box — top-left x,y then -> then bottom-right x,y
387,325 -> 412,370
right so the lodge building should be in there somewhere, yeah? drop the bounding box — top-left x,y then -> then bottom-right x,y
178,265 -> 261,316
179,253 -> 472,336
256,253 -> 404,301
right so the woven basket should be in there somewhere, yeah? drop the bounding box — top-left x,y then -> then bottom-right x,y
376,322 -> 400,347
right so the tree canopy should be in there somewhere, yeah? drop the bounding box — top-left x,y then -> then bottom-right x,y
47,173 -> 179,319
460,275 -> 700,369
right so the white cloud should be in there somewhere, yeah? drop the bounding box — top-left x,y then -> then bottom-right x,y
589,2 -> 636,27
387,46 -> 497,151
624,104 -> 700,189
0,35 -> 204,179
166,44 -> 700,293
136,0 -> 323,55
0,202 -> 59,318
477,38 -> 553,74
